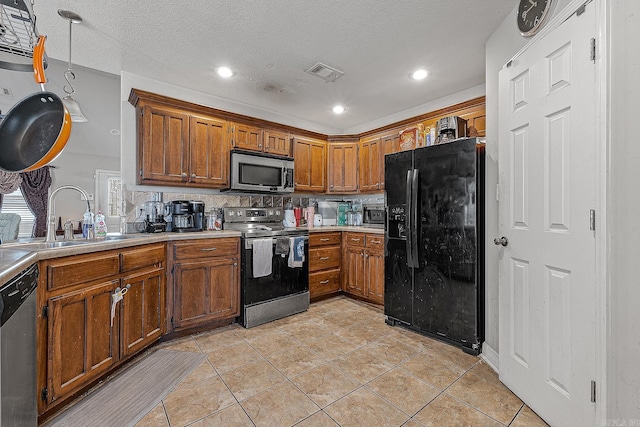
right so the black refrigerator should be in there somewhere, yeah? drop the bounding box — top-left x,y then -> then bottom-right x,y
384,137 -> 484,355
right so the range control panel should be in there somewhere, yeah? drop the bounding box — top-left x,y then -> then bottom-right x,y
223,207 -> 283,223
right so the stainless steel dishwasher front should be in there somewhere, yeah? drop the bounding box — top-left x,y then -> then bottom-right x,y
0,262 -> 38,426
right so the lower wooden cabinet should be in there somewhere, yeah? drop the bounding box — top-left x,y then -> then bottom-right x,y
38,243 -> 166,414
309,232 -> 342,299
47,280 -> 119,404
342,232 -> 385,305
170,238 -> 240,331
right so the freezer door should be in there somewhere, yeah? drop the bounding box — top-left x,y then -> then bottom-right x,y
384,150 -> 413,207
411,139 -> 481,348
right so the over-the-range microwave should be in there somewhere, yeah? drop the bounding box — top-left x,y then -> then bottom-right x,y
227,150 -> 295,194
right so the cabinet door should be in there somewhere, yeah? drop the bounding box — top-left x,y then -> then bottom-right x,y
47,280 -> 119,404
264,130 -> 292,157
293,136 -> 326,192
120,267 -> 165,358
232,123 -> 263,152
365,250 -> 384,305
381,134 -> 401,190
139,104 -> 189,185
343,246 -> 364,296
328,143 -> 358,193
173,257 -> 239,329
359,137 -> 382,192
189,116 -> 230,188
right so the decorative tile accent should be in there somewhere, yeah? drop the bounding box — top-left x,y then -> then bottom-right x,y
250,196 -> 263,207
263,196 -> 273,207
301,197 -> 309,207
239,196 -> 250,207
273,196 -> 283,207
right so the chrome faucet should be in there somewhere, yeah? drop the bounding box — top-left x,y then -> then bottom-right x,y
46,185 -> 92,242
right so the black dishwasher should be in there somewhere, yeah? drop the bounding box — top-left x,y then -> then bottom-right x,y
0,263 -> 38,427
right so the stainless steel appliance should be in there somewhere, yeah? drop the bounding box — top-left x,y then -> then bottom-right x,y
170,200 -> 204,232
363,204 -> 386,228
384,138 -> 485,355
228,150 -> 295,194
223,207 -> 309,328
144,200 -> 166,233
435,116 -> 468,144
0,263 -> 38,426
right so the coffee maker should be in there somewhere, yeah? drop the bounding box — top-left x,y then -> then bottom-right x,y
144,200 -> 166,233
170,200 -> 204,232
435,116 -> 467,144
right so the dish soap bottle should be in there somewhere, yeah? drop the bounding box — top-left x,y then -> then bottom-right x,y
94,210 -> 108,238
82,209 -> 94,239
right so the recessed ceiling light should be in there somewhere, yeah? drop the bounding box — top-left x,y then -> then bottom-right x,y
411,69 -> 428,80
217,67 -> 234,78
332,105 -> 345,114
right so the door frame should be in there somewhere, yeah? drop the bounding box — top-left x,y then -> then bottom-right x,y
499,0 -> 609,421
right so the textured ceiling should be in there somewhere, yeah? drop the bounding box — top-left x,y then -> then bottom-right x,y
7,0 -> 514,133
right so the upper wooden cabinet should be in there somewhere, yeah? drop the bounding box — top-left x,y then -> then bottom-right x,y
230,122 -> 263,152
358,137 -> 382,192
293,136 -> 327,193
189,115 -> 229,188
264,129 -> 292,157
134,99 -> 230,189
328,142 -> 358,193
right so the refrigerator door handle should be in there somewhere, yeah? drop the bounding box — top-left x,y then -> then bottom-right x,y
411,169 -> 420,268
405,170 -> 413,267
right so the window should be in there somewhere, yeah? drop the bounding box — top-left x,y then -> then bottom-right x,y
2,188 -> 35,238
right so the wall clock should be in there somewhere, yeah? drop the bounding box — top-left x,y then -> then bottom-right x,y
517,0 -> 553,37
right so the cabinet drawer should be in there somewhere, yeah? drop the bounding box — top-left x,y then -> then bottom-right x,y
309,246 -> 341,272
366,234 -> 384,249
46,252 -> 120,291
310,232 -> 341,247
173,238 -> 239,260
344,232 -> 366,248
309,269 -> 341,297
120,243 -> 166,272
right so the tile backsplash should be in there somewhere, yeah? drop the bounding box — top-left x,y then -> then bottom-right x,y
124,190 -> 384,229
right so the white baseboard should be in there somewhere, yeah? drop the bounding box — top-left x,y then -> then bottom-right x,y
481,343 -> 499,373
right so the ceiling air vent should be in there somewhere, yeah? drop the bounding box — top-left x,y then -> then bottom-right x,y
305,62 -> 344,83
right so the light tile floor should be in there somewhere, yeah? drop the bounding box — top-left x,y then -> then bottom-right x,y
133,296 -> 549,427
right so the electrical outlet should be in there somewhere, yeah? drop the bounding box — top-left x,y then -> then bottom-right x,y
80,193 -> 94,201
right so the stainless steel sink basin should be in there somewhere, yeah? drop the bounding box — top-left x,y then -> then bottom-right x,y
9,234 -> 140,250
22,240 -> 89,249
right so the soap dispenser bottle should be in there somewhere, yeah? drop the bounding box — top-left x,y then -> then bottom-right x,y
94,210 -> 108,238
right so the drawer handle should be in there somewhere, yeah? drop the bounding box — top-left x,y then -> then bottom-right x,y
371,240 -> 382,245
351,238 -> 361,242
201,248 -> 217,252
319,256 -> 330,261
319,280 -> 330,284
320,238 -> 330,242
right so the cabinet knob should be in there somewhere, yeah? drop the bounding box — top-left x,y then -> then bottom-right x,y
181,172 -> 187,178
191,173 -> 196,179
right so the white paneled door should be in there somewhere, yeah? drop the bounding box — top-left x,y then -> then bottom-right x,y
498,2 -> 598,426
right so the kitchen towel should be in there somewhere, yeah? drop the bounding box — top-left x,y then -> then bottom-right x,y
275,237 -> 290,256
288,236 -> 305,268
252,238 -> 273,278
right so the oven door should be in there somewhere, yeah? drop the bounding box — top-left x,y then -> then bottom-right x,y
240,235 -> 309,326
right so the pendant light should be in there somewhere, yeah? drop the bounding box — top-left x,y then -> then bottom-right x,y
58,9 -> 87,123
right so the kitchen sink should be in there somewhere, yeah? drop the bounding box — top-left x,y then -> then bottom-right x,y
8,234 -> 140,250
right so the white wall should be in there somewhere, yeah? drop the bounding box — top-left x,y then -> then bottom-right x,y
608,0 -> 640,421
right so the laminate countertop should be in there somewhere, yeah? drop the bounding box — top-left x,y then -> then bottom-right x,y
0,226 -> 384,287
0,231 -> 241,287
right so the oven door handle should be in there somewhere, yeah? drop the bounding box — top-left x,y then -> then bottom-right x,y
244,235 -> 308,249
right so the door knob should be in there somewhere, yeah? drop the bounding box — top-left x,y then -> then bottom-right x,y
493,237 -> 509,246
